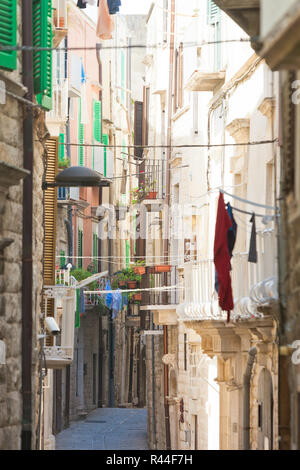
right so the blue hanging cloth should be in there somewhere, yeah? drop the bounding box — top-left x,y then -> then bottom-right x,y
107,0 -> 121,14
105,280 -> 113,309
112,289 -> 122,319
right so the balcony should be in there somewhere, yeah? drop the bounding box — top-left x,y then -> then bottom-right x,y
178,229 -> 278,322
52,0 -> 68,48
213,0 -> 260,38
43,284 -> 76,369
134,159 -> 166,207
140,266 -> 180,325
185,70 -> 225,92
47,78 -> 68,124
57,186 -> 89,209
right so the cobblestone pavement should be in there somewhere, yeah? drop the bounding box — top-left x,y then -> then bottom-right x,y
55,408 -> 148,450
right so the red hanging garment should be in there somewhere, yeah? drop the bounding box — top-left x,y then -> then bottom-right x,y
214,192 -> 234,322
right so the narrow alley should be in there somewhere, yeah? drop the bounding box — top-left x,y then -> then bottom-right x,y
55,409 -> 148,450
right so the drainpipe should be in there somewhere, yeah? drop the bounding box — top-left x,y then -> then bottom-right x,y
162,0 -> 175,451
21,0 -> 34,450
65,117 -> 73,265
243,347 -> 257,450
151,313 -> 157,449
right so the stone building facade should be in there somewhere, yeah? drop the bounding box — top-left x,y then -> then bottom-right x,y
0,1 -> 48,450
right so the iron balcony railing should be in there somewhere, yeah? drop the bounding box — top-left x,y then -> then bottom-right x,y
141,266 -> 179,307
138,159 -> 166,200
181,229 -> 278,320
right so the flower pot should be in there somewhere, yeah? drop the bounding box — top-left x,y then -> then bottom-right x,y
145,191 -> 157,200
133,266 -> 145,275
133,293 -> 142,301
53,10 -> 65,28
128,281 -> 137,289
153,265 -> 171,273
118,280 -> 127,288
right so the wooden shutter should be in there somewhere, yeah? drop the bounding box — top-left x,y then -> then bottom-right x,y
102,133 -> 108,177
207,0 -> 220,24
58,133 -> 64,162
60,250 -> 65,268
78,98 -> 84,166
33,0 -> 53,110
78,229 -> 83,269
134,101 -> 143,160
93,100 -> 102,143
125,240 -> 130,269
0,0 -> 17,70
43,137 -> 58,346
44,137 -> 58,285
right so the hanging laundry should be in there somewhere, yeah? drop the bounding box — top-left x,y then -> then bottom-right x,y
80,61 -> 89,125
77,0 -> 88,8
248,213 -> 257,263
79,288 -> 85,315
105,279 -> 113,309
226,203 -> 237,258
96,0 -> 114,40
112,289 -> 122,319
107,0 -> 121,14
215,202 -> 237,293
75,289 -> 81,328
214,192 -> 234,322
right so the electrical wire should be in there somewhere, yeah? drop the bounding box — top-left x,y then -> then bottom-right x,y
0,38 -> 251,53
61,139 -> 277,149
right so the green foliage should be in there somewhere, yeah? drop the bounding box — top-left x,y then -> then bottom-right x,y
71,268 -> 98,290
58,158 -> 70,169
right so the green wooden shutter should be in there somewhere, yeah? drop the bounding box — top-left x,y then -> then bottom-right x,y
102,133 -> 108,177
78,98 -> 84,166
78,229 -> 83,269
0,0 -> 17,71
60,250 -> 65,268
93,100 -> 102,143
33,0 -> 53,110
58,133 -> 65,162
207,0 -> 220,24
125,240 -> 130,269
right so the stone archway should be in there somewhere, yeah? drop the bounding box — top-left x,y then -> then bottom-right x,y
257,368 -> 274,450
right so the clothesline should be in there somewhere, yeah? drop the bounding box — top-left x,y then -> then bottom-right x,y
84,285 -> 183,294
0,39 -> 252,53
227,204 -> 276,219
220,189 -> 279,211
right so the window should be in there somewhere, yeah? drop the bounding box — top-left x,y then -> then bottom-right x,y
33,0 -> 53,110
207,0 -> 221,71
78,98 -> 84,166
78,229 -> 83,269
0,0 -> 17,71
125,240 -> 130,269
163,0 -> 168,43
93,100 -> 102,143
174,43 -> 184,113
58,133 -> 64,162
184,333 -> 187,371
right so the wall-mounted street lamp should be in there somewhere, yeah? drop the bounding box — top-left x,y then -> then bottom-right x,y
42,166 -> 111,190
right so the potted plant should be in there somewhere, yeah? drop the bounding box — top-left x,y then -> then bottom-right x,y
149,265 -> 172,273
133,260 -> 146,275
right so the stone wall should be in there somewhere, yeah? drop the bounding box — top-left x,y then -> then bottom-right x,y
0,71 -> 46,451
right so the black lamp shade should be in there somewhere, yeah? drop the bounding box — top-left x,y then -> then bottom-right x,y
55,166 -> 102,187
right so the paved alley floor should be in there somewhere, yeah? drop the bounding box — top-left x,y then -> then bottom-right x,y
55,408 -> 148,450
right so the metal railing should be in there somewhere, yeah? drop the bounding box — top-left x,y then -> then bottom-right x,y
139,159 -> 166,200
53,0 -> 68,29
181,229 -> 278,320
141,266 -> 179,306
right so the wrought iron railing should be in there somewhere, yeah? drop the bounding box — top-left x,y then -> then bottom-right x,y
141,266 -> 179,306
181,229 -> 278,320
